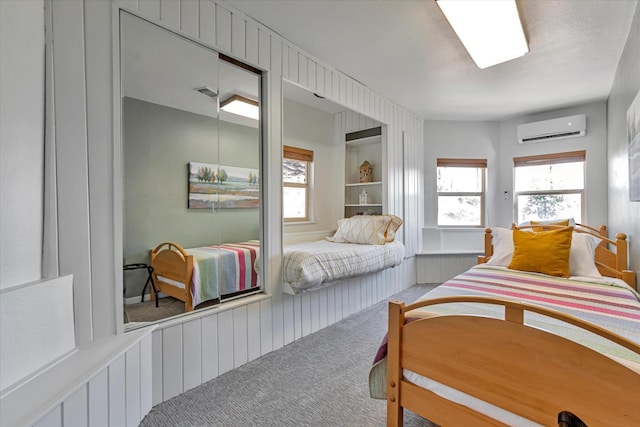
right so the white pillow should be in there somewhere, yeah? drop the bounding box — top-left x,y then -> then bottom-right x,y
518,218 -> 576,228
570,232 -> 602,277
485,227 -> 514,267
326,215 -> 392,245
485,227 -> 602,277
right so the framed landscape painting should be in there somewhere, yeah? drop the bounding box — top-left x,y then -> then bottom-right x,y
628,90 -> 640,202
188,161 -> 260,209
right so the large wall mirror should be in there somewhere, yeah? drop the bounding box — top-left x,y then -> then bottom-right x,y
121,12 -> 263,328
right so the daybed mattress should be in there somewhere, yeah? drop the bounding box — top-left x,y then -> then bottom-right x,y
282,240 -> 405,294
369,264 -> 640,426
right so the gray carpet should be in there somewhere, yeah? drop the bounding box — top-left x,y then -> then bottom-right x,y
141,283 -> 440,427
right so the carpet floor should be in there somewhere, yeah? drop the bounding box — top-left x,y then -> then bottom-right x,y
141,283 -> 440,427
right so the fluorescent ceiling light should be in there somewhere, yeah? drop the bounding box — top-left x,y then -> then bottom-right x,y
436,0 -> 529,69
220,94 -> 259,120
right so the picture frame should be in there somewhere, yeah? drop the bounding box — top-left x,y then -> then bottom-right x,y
188,161 -> 259,209
628,90 -> 640,202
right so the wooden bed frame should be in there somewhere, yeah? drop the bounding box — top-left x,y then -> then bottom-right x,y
150,242 -> 196,312
149,241 -> 260,312
387,225 -> 639,426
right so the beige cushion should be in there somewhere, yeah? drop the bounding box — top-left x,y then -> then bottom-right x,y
326,215 -> 392,245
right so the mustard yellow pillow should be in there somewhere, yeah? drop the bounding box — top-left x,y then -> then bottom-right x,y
530,219 -> 570,232
508,227 -> 574,277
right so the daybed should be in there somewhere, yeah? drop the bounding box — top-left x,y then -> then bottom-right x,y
370,223 -> 640,426
150,240 -> 260,312
283,214 -> 405,295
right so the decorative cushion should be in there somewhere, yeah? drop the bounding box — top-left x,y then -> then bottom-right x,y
530,219 -> 570,232
384,215 -> 403,242
326,215 -> 392,245
508,227 -> 574,278
570,232 -> 602,277
485,227 -> 515,267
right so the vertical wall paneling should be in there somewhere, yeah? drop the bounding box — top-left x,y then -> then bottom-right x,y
293,294 -> 302,339
62,385 -> 88,427
258,29 -> 270,69
288,47 -> 298,83
231,13 -> 246,58
316,63 -> 325,96
125,344 -> 141,426
108,354 -> 126,427
180,0 -> 199,37
50,0 -> 93,346
182,319 -> 203,392
298,55 -> 308,87
245,22 -> 258,65
232,306 -> 248,368
259,298 -> 274,355
161,325 -> 183,400
140,334 -> 153,417
151,330 -> 163,406
310,291 -> 320,333
215,3 -> 232,52
217,309 -> 234,374
34,406 -> 62,427
88,368 -> 109,427
282,294 -> 295,345
307,59 -> 316,93
199,0 -> 216,45
159,0 -> 180,29
200,314 -> 219,383
281,42 -> 289,79
139,0 -> 161,20
247,301 -> 261,362
318,288 -> 328,329
84,0 -> 119,340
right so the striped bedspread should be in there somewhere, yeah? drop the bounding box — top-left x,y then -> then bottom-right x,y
282,240 -> 405,294
369,265 -> 640,408
187,241 -> 259,306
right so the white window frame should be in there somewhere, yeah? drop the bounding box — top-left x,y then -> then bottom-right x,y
513,150 -> 586,223
283,145 -> 313,223
436,158 -> 487,228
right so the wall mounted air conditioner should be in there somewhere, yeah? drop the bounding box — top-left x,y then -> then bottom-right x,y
517,114 -> 586,144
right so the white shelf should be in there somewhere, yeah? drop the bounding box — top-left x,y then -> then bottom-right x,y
345,203 -> 383,207
345,135 -> 382,147
345,181 -> 382,187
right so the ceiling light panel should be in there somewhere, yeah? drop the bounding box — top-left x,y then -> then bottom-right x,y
220,95 -> 260,120
436,0 -> 529,69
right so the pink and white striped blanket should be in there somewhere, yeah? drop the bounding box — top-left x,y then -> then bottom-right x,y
187,241 -> 260,306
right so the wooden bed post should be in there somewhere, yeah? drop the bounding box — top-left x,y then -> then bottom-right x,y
387,301 -> 404,427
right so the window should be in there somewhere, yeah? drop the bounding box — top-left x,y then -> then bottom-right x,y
437,158 -> 487,227
283,146 -> 313,222
513,150 -> 585,223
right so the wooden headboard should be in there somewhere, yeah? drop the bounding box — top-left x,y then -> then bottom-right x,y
477,224 -> 636,290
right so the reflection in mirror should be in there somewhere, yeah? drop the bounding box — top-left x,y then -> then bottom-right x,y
282,81 -> 383,247
121,12 -> 262,329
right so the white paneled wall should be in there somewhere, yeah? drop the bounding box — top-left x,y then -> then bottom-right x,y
150,259 -> 414,404
416,254 -> 481,284
48,0 -> 423,420
1,329 -> 153,427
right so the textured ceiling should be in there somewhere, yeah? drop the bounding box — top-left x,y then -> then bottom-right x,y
225,0 -> 637,121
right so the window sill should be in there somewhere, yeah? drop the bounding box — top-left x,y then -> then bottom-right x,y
284,221 -> 317,226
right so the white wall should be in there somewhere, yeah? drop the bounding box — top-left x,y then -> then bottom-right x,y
422,120 -> 499,251
0,0 -> 44,289
496,101 -> 609,228
283,97 -> 343,236
607,2 -> 640,278
423,102 -> 609,252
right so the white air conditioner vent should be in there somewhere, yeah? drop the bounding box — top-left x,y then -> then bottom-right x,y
517,114 -> 586,144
